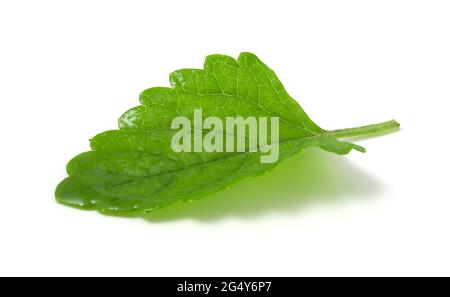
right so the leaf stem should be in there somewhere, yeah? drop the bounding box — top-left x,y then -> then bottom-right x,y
325,119 -> 400,139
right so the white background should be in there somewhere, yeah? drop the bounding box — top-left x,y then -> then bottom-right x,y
1,0 -> 449,276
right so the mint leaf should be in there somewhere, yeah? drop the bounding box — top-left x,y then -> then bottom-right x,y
56,52 -> 399,214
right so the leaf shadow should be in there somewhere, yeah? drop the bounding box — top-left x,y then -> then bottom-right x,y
140,149 -> 383,223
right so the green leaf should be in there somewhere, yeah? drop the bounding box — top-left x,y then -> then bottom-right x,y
56,52 -> 399,214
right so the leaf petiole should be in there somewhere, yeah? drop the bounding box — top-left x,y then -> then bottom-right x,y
325,120 -> 400,140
